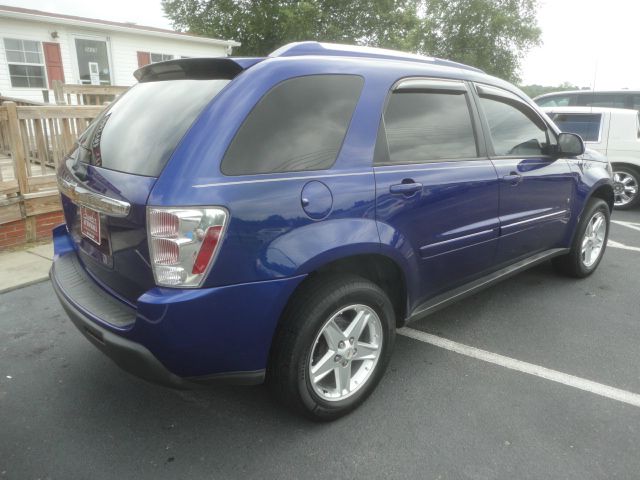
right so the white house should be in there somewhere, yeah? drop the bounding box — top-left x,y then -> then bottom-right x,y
0,4 -> 240,103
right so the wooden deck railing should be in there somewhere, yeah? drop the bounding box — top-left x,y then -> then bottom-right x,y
0,101 -> 104,226
0,95 -> 46,107
52,80 -> 129,105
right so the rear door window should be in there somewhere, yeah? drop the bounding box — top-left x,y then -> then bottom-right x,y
221,75 -> 363,176
78,79 -> 230,177
379,89 -> 478,165
549,113 -> 602,142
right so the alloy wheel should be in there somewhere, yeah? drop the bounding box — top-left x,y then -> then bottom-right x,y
613,170 -> 639,207
581,211 -> 606,268
308,304 -> 383,402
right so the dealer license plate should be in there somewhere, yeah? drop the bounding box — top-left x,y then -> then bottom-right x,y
80,206 -> 101,246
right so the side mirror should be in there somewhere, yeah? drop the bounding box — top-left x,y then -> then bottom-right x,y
557,132 -> 585,157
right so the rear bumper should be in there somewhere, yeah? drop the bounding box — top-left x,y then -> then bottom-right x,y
50,226 -> 306,387
51,268 -> 189,387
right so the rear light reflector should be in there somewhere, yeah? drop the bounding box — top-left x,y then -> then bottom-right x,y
192,225 -> 222,274
147,207 -> 228,287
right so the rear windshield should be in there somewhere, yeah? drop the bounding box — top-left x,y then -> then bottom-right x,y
78,79 -> 229,176
550,113 -> 602,142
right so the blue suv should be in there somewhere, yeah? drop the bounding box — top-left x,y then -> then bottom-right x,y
50,42 -> 614,420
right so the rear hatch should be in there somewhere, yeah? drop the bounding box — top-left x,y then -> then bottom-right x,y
58,59 -> 246,304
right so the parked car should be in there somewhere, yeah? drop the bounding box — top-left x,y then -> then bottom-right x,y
543,106 -> 640,209
50,42 -> 614,420
535,90 -> 640,111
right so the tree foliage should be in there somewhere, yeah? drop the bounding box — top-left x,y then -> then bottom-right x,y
519,82 -> 589,99
162,0 -> 541,81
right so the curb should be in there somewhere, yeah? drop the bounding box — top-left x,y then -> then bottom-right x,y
0,275 -> 50,294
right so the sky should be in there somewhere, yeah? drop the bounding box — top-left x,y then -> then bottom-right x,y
3,0 -> 639,89
521,0 -> 640,89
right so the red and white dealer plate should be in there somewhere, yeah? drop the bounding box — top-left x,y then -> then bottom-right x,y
80,206 -> 101,245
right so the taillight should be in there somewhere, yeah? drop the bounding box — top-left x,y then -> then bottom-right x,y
147,207 -> 228,287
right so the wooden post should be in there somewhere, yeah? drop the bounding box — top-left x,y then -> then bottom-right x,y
5,102 -> 28,199
25,216 -> 37,242
33,118 -> 50,175
52,80 -> 65,105
60,117 -> 73,154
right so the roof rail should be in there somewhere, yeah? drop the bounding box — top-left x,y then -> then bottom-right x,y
269,41 -> 484,73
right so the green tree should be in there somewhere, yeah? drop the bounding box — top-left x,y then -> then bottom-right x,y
519,82 -> 588,99
162,0 -> 421,56
162,0 -> 541,82
419,0 -> 541,82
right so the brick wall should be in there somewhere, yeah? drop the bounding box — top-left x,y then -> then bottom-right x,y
0,219 -> 26,249
0,211 -> 64,250
35,211 -> 65,241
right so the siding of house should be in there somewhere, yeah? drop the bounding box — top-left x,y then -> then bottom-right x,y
0,17 -> 230,103
108,31 -> 228,86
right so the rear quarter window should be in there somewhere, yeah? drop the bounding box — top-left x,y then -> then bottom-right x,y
221,75 -> 364,176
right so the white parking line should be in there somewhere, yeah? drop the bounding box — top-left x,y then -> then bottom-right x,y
608,240 -> 640,252
611,220 -> 640,232
398,327 -> 640,408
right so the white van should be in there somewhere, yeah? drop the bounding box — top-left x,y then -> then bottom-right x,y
543,107 -> 640,209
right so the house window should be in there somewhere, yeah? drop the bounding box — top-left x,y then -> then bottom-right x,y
150,53 -> 174,63
3,38 -> 47,88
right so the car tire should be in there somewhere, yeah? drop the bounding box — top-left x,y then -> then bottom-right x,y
267,273 -> 396,421
612,165 -> 640,210
552,198 -> 610,278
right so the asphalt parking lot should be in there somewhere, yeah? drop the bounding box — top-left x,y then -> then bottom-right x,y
1,210 -> 639,480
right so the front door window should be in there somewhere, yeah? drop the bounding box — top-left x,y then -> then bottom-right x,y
75,38 -> 111,85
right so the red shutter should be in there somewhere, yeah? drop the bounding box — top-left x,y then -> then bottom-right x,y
42,42 -> 64,89
137,51 -> 151,68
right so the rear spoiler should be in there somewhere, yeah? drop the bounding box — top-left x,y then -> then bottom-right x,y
134,57 -> 264,83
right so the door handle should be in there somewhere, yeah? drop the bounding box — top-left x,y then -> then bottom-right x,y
390,181 -> 423,196
502,172 -> 523,186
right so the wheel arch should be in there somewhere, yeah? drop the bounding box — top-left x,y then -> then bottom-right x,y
589,182 -> 615,212
291,250 -> 412,328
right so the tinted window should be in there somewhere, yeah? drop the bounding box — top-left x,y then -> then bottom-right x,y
381,91 -> 477,164
221,75 -> 363,176
480,96 -> 548,156
78,79 -> 229,176
576,93 -> 625,108
536,95 -> 572,107
550,113 -> 602,142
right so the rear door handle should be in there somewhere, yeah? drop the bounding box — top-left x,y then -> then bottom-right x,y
502,172 -> 523,186
390,181 -> 423,196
